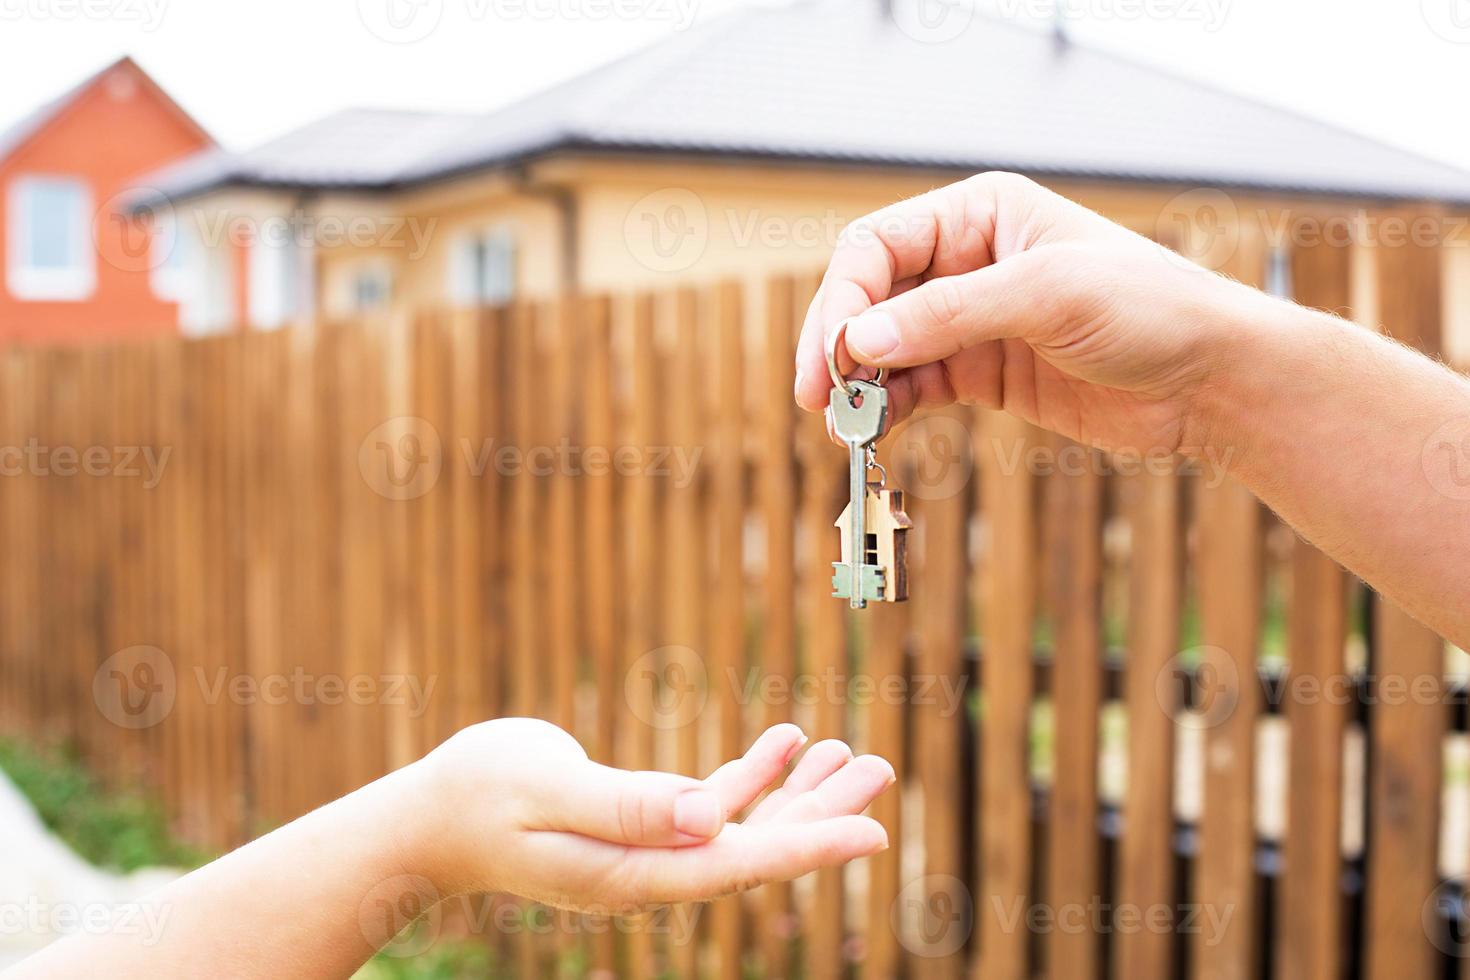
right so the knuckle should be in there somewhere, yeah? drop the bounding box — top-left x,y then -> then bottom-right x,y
618,790 -> 649,842
918,277 -> 970,328
967,170 -> 1037,197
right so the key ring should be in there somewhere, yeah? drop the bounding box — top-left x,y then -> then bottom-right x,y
825,318 -> 888,400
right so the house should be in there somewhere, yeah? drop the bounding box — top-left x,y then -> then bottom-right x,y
134,2 -> 1470,353
0,57 -> 215,344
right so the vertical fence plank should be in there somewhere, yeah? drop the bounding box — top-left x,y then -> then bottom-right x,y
1193,475 -> 1264,980
709,281 -> 747,980
800,360 -> 849,980
1112,457 -> 1183,979
1363,214 -> 1446,980
619,293 -> 663,978
1042,435 -> 1104,980
1276,233 -> 1354,980
547,300 -> 581,737
1193,230 -> 1267,980
976,410 -> 1035,980
761,276 -> 798,978
666,287 -> 707,977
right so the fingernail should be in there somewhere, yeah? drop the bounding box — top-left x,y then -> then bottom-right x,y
848,311 -> 900,359
674,789 -> 723,837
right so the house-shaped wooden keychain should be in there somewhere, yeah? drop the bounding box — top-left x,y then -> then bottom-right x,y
832,485 -> 913,603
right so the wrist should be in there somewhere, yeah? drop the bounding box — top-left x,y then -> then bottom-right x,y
1183,283 -> 1327,473
368,759 -> 472,900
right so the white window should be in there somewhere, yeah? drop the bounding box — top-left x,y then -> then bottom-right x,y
1266,244 -> 1293,300
248,233 -> 314,331
450,229 -> 515,306
6,176 -> 95,301
349,263 -> 393,313
150,210 -> 193,304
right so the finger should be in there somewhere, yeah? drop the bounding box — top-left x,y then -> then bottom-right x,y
843,247 -> 1071,371
747,739 -> 853,824
772,755 -> 896,824
701,724 -> 807,818
632,816 -> 889,904
543,764 -> 723,847
795,175 -> 1020,413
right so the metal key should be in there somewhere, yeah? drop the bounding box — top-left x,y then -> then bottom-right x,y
829,378 -> 888,608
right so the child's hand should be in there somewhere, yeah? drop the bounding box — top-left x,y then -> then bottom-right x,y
410,718 -> 893,911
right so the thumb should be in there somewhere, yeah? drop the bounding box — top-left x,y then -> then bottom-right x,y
546,764 -> 726,846
843,247 -> 1068,370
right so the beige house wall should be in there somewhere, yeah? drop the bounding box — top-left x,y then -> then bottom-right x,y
175,156 -> 1470,363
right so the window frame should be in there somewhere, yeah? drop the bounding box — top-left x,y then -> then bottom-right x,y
450,226 -> 516,307
6,175 -> 96,302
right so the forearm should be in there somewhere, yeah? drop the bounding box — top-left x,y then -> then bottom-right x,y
10,764 -> 433,980
1199,289 -> 1470,648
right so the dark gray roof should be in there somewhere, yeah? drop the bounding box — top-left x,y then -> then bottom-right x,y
138,3 -> 1470,205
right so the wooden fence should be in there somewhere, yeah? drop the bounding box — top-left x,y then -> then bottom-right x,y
0,232 -> 1463,980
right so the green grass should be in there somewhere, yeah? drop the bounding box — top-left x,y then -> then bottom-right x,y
355,942 -> 501,980
0,737 -> 208,873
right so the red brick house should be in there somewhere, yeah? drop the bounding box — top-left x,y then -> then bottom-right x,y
0,56 -> 214,344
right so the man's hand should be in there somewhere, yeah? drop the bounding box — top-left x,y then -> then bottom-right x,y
412,718 -> 893,910
794,171 -> 1272,457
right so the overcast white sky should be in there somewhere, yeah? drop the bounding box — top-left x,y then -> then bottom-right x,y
0,0 -> 1465,172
